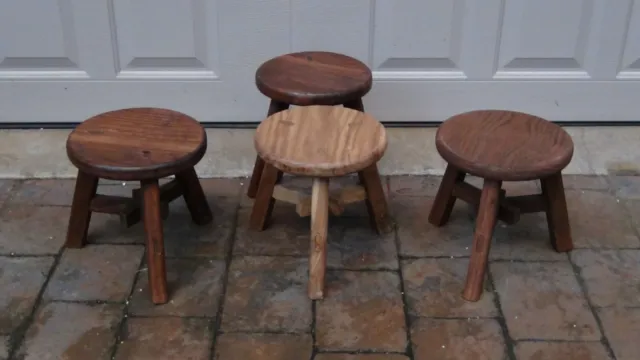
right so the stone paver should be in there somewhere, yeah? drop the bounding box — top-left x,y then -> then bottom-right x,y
0,205 -> 69,255
161,198 -> 238,258
8,179 -> 76,206
9,180 -> 138,206
328,215 -> 398,270
394,197 -> 474,257
566,190 -> 640,248
44,245 -> 143,301
234,206 -> 315,256
490,213 -> 568,261
214,333 -> 312,360
315,355 -> 409,360
0,257 -> 53,334
17,302 -> 122,360
221,256 -> 311,332
563,175 -> 611,191
410,318 -> 507,360
515,341 -> 611,360
0,336 -> 7,360
571,249 -> 640,307
316,271 -> 407,352
389,175 -> 442,197
128,258 -> 225,317
114,317 -> 211,360
491,261 -> 600,340
0,180 -> 16,207
402,258 -> 498,317
198,178 -> 244,199
623,199 -> 640,235
610,175 -> 640,200
598,307 -> 640,360
2,175 -> 640,360
86,212 -> 145,245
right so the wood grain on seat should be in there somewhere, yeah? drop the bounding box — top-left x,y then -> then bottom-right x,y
255,51 -> 372,106
67,107 -> 207,181
436,110 -> 574,181
254,105 -> 387,177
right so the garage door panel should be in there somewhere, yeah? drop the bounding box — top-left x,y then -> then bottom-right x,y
291,1 -> 371,65
111,0 -> 219,79
497,0 -> 596,77
372,0 -> 468,78
217,0 -> 289,83
0,0 -> 86,78
620,0 -> 640,78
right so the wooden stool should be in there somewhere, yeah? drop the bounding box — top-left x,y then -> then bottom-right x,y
247,51 -> 373,199
65,108 -> 212,304
429,110 -> 574,302
251,105 -> 391,299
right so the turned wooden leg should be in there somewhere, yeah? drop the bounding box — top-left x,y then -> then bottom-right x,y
247,100 -> 289,199
176,167 -> 212,225
142,179 -> 168,304
309,177 -> 329,299
541,173 -> 573,252
65,171 -> 98,248
249,163 -> 281,231
358,164 -> 392,234
344,98 -> 364,112
429,164 -> 466,226
463,179 -> 501,302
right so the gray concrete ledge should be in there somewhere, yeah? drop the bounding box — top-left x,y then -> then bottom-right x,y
0,127 -> 637,179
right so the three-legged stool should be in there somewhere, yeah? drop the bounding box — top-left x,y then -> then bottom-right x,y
428,110 -> 574,302
247,51 -> 373,198
65,108 -> 212,304
250,105 -> 391,299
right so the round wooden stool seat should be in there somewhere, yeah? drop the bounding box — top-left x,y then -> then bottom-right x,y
255,51 -> 372,106
254,105 -> 387,177
436,110 -> 574,181
67,108 -> 207,181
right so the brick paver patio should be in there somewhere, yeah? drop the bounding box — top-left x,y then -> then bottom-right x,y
0,175 -> 639,359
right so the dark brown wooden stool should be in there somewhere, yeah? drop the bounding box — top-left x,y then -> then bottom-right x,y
251,105 -> 391,299
429,110 -> 574,302
247,51 -> 373,199
65,108 -> 212,304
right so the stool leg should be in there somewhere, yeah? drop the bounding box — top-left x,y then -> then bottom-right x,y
142,179 -> 168,304
176,167 -> 212,225
65,171 -> 98,248
344,98 -> 364,112
463,179 -> 500,302
249,163 -> 281,231
345,98 -> 366,187
247,100 -> 289,199
358,164 -> 392,234
309,177 -> 329,300
541,173 -> 573,252
429,164 -> 466,226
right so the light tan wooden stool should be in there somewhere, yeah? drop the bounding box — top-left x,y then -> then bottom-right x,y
250,105 -> 391,299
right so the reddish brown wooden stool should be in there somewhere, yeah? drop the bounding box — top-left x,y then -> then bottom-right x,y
251,105 -> 391,299
429,110 -> 574,302
65,108 -> 212,304
247,51 -> 373,199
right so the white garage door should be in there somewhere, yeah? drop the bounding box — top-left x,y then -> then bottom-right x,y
1,0 -> 639,124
